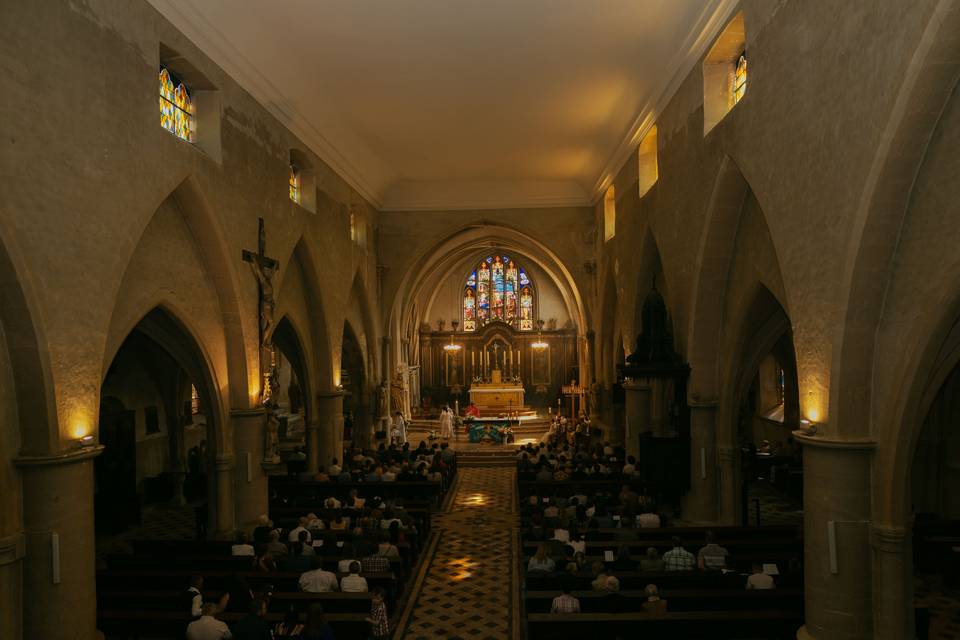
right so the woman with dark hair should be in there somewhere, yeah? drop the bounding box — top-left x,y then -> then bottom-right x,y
300,603 -> 335,640
272,607 -> 302,639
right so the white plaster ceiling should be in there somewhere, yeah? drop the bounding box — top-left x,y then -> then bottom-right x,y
148,0 -> 737,210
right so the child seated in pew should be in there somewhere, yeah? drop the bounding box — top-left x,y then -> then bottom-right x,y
641,583 -> 667,616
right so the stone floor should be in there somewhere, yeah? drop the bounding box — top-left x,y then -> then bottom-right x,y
395,465 -> 520,640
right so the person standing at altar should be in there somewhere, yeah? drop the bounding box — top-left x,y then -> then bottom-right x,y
438,405 -> 453,440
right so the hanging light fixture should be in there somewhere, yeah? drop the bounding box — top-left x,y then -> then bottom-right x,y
444,319 -> 463,352
531,318 -> 548,350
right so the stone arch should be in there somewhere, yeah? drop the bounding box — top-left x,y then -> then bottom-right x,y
273,315 -> 313,432
631,228 -> 673,353
686,156 -> 749,401
106,178 -> 252,410
596,265 -> 618,389
0,232 -> 56,454
98,304 -> 229,533
389,223 -> 588,358
832,0 -> 960,438
291,237 -> 335,390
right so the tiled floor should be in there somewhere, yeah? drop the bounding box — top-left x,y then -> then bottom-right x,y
917,574 -> 960,640
395,466 -> 520,640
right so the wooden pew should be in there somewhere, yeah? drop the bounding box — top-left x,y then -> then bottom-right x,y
97,610 -> 370,639
97,589 -> 373,613
524,570 -> 780,591
524,588 -> 803,613
526,610 -> 804,640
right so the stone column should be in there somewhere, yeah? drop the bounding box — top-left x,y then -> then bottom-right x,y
683,400 -> 719,522
305,418 -> 320,472
872,524 -> 913,640
379,336 -> 392,434
795,434 -> 875,640
231,408 -> 268,529
622,380 -> 651,460
316,390 -> 345,466
16,447 -> 102,640
716,445 -> 738,524
213,452 -> 235,537
0,532 -> 24,640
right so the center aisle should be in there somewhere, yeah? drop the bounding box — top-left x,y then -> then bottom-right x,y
394,464 -> 520,640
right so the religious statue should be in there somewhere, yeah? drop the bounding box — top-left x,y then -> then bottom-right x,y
390,371 -> 405,415
264,408 -> 280,462
377,380 -> 389,418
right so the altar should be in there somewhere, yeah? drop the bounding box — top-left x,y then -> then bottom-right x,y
469,370 -> 524,412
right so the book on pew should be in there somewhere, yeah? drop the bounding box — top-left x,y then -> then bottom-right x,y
604,550 -> 614,562
763,563 -> 779,576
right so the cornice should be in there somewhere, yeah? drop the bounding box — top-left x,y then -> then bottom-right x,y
15,445 -> 105,468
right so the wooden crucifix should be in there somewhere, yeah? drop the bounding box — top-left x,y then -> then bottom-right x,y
242,217 -> 279,349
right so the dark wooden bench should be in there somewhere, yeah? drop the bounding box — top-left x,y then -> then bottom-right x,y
524,570 -> 784,591
269,479 -> 446,506
526,610 -> 803,639
98,589 -> 374,613
96,569 -> 397,596
97,609 -> 370,640
524,588 -> 803,613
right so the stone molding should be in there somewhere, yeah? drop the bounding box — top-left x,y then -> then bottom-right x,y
689,399 -> 719,409
305,419 -> 320,432
214,453 -> 235,471
871,525 -> 908,554
791,432 -> 877,450
316,389 -> 346,400
0,531 -> 25,565
15,444 -> 105,468
229,407 -> 267,418
716,445 -> 737,463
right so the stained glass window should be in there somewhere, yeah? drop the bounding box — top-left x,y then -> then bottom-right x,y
733,53 -> 747,105
289,164 -> 301,204
159,67 -> 196,142
462,254 -> 534,331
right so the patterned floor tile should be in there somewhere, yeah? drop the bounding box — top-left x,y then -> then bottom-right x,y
396,467 -> 519,640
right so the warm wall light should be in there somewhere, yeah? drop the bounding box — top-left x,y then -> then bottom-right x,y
75,435 -> 95,448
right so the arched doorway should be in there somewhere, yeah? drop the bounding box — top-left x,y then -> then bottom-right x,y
341,322 -> 366,447
95,308 -> 220,538
271,317 -> 310,457
728,286 -> 801,526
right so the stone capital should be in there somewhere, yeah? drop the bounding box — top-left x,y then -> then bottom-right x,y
214,452 -> 235,471
15,444 -> 105,468
871,524 -> 908,554
230,407 -> 267,419
0,532 -> 25,566
792,432 -> 877,451
316,389 -> 346,400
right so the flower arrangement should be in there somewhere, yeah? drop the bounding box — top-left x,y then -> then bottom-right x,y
427,430 -> 440,441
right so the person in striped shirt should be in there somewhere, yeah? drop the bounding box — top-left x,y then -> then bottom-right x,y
662,536 -> 696,571
551,584 -> 581,613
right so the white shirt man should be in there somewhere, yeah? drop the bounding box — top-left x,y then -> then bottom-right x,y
638,512 -> 661,528
299,567 -> 339,593
186,604 -> 232,640
746,567 -> 776,590
288,521 -> 311,543
328,460 -> 342,476
340,563 -> 368,592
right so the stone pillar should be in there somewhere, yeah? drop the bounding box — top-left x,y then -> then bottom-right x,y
872,524 -> 913,640
231,408 -> 268,529
683,401 -> 719,522
16,447 -> 102,640
622,380 -> 651,460
379,336 -> 392,433
0,532 -> 24,640
795,434 -> 875,640
716,445 -> 738,524
316,390 -> 345,466
213,453 -> 235,537
305,418 -> 320,472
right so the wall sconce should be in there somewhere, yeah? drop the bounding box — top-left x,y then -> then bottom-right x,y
75,435 -> 95,449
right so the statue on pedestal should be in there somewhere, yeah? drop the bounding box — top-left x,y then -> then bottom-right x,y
264,409 -> 280,463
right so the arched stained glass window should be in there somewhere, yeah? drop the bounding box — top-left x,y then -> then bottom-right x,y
733,53 -> 747,105
159,67 -> 195,142
289,164 -> 301,204
462,254 -> 534,331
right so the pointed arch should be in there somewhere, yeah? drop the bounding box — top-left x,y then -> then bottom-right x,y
292,237 -> 334,390
832,0 -> 960,436
686,156 -> 749,400
0,232 -> 56,453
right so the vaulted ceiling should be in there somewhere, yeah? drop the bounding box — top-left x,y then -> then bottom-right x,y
148,0 -> 737,210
